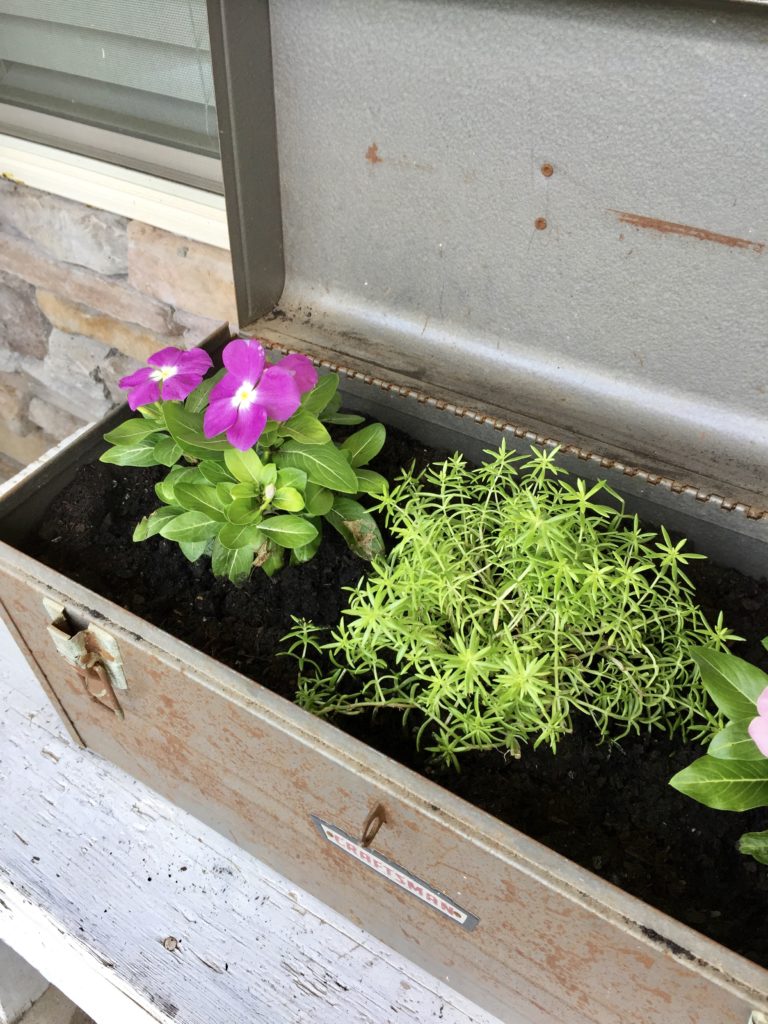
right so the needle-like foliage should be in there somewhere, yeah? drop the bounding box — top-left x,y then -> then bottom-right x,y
283,444 -> 736,767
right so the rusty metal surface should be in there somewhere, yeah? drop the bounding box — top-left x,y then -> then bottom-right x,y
0,356 -> 765,1020
0,550 -> 764,1024
225,0 -> 768,506
1,367 -> 767,1021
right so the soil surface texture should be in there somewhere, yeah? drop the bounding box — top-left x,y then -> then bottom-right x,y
28,433 -> 768,968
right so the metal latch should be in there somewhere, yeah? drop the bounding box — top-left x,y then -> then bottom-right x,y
44,599 -> 126,719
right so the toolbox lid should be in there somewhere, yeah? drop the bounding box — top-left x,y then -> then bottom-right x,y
208,0 -> 768,510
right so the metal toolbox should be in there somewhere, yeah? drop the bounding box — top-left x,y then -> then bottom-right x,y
2,2 -> 767,1021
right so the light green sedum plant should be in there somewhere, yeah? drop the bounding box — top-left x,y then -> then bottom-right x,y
283,444 -> 735,766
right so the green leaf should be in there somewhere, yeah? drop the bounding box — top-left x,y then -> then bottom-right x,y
199,460 -> 234,485
218,522 -> 264,550
275,442 -> 358,494
325,497 -> 384,560
133,517 -> 150,542
159,511 -> 221,544
280,409 -> 331,445
137,403 -> 162,419
155,466 -> 199,504
354,469 -> 388,496
224,448 -> 264,484
179,539 -> 208,562
272,486 -> 305,512
692,647 -> 768,721
215,481 -> 236,504
321,391 -> 341,417
669,755 -> 768,811
276,467 -> 307,491
185,368 -> 225,413
258,515 -> 318,550
100,441 -> 158,467
341,423 -> 386,468
291,519 -> 323,564
303,482 -> 333,516
174,483 -> 227,521
738,830 -> 768,865
227,498 -> 260,525
211,537 -> 253,583
301,372 -> 339,416
322,412 -> 365,426
152,435 -> 183,467
708,718 -> 764,760
259,422 -> 279,448
260,544 -> 286,577
103,419 -> 164,446
134,506 -> 184,541
162,402 -> 230,459
230,482 -> 258,499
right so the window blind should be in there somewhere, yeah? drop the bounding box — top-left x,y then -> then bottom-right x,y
0,0 -> 218,158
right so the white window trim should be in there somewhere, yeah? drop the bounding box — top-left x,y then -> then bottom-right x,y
0,134 -> 230,250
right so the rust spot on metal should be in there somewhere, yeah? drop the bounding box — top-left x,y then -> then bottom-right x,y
365,142 -> 383,165
609,210 -> 765,254
75,659 -> 123,719
540,163 -> 554,177
360,803 -> 388,847
534,217 -> 547,231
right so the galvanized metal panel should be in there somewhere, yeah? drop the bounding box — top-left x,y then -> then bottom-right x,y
224,0 -> 768,505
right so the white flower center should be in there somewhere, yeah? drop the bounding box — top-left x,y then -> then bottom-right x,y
232,381 -> 256,408
150,365 -> 178,382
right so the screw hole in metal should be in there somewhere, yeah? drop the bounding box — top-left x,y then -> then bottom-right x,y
360,803 -> 387,848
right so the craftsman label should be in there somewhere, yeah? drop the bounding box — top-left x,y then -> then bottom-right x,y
311,815 -> 479,930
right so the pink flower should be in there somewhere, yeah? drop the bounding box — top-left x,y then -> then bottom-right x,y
748,686 -> 768,757
203,339 -> 304,451
278,352 -> 318,394
119,347 -> 212,410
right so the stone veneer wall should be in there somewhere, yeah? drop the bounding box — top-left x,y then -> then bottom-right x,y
0,178 -> 238,482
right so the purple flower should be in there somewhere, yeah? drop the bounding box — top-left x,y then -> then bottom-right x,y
119,347 -> 212,410
748,686 -> 768,757
203,338 -> 302,450
278,352 -> 318,395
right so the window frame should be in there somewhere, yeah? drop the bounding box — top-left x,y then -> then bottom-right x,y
0,102 -> 223,194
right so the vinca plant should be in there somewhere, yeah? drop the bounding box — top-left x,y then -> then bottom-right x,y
283,444 -> 735,767
670,645 -> 768,866
100,339 -> 388,581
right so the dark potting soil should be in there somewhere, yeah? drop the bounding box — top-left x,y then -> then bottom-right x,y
27,434 -> 768,969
